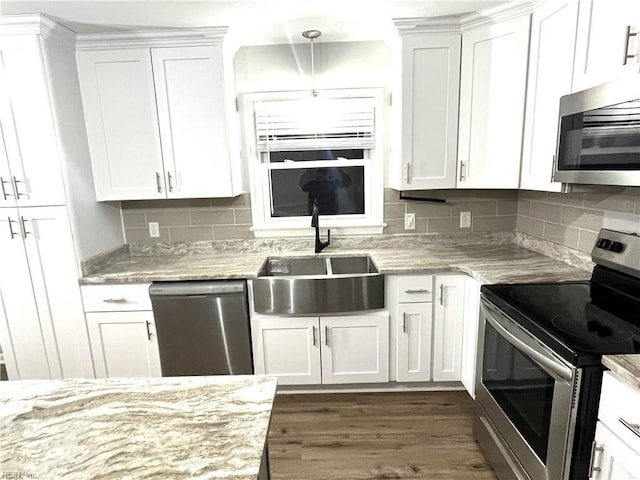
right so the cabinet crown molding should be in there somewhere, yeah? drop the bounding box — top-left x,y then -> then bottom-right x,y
0,14 -> 76,49
75,27 -> 229,50
394,0 -> 533,34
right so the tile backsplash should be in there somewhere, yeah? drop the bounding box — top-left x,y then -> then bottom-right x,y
121,186 -> 640,253
517,186 -> 640,252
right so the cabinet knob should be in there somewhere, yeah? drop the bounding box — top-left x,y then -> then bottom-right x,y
167,172 -> 174,192
103,298 -> 128,304
619,417 -> 640,439
402,312 -> 407,334
0,177 -> 13,200
155,172 -> 162,193
12,176 -> 24,198
588,440 -> 603,477
6,217 -> 18,239
459,161 -> 466,182
404,289 -> 430,294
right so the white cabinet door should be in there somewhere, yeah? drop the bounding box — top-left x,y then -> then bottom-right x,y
76,48 -> 165,200
573,0 -> 640,92
521,0 -> 579,192
457,16 -> 530,189
251,316 -> 321,385
0,36 -> 66,206
396,33 -> 460,190
23,206 -> 94,378
321,313 -> 389,385
0,211 -> 54,380
433,275 -> 466,382
396,302 -> 432,382
592,422 -> 640,480
461,276 -> 480,397
86,311 -> 161,378
152,46 -> 234,198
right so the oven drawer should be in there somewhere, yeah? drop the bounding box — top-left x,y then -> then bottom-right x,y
599,371 -> 640,455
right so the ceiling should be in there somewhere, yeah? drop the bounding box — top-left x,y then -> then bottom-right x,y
0,0 -> 510,45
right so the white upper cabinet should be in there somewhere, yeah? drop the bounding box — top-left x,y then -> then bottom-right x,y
152,46 -> 236,198
390,30 -> 461,190
76,48 -> 165,200
457,15 -> 531,189
520,0 -> 579,192
573,0 -> 640,92
0,36 -> 66,207
76,31 -> 244,201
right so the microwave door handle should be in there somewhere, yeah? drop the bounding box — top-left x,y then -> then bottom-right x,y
483,305 -> 573,383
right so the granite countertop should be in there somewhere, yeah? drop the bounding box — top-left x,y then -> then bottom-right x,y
602,355 -> 640,390
81,233 -> 593,285
0,375 -> 278,480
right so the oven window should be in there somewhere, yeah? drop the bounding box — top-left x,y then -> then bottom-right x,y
482,322 -> 555,462
557,98 -> 640,171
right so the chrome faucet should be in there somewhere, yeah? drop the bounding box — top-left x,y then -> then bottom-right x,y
311,199 -> 330,254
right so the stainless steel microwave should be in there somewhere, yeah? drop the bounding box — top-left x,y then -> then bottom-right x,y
553,75 -> 640,186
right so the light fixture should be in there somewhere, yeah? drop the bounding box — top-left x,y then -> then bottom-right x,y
302,29 -> 321,97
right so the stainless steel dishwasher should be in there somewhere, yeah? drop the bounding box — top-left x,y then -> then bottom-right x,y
149,281 -> 253,376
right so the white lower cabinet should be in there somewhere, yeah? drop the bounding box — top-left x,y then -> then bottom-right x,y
590,372 -> 640,479
432,275 -> 466,381
251,312 -> 389,386
81,284 -> 161,378
86,312 -> 162,378
0,207 -> 93,380
393,275 -> 434,382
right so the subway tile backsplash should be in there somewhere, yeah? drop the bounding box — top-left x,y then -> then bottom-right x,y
121,186 -> 640,255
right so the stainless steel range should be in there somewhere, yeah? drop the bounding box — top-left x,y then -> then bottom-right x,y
474,228 -> 640,480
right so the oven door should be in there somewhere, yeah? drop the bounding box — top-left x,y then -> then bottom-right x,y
475,298 -> 579,480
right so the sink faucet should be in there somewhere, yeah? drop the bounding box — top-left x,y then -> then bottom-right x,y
311,199 -> 330,254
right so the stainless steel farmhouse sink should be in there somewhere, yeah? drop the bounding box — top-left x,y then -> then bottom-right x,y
252,255 -> 384,315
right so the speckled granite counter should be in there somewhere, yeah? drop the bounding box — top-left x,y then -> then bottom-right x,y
602,355 -> 640,390
81,233 -> 592,285
0,375 -> 277,480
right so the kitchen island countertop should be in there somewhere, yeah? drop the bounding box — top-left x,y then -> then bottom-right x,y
80,233 -> 592,285
0,375 -> 277,480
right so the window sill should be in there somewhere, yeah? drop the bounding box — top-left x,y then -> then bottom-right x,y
250,224 -> 387,238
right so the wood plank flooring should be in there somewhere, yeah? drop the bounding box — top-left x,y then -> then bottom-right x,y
267,390 -> 497,480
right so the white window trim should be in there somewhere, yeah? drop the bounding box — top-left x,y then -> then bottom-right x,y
240,88 -> 386,238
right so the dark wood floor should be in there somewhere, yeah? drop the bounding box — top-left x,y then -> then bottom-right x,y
267,390 -> 497,480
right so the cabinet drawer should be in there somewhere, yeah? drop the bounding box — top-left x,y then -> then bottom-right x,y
397,276 -> 433,303
599,371 -> 640,455
81,284 -> 152,312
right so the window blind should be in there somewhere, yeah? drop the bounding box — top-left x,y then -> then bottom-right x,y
254,97 -> 376,151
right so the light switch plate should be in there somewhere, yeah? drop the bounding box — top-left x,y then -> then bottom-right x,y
405,213 -> 416,230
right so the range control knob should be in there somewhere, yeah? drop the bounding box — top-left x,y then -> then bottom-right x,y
597,238 -> 612,249
609,241 -> 624,253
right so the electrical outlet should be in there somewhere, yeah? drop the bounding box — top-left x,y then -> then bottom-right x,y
460,211 -> 472,228
405,213 -> 416,230
148,222 -> 160,238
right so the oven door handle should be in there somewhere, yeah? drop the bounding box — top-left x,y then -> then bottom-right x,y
483,302 -> 574,383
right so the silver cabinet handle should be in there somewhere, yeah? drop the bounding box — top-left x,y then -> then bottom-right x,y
588,440 -> 603,477
623,25 -> 638,65
7,217 -> 18,239
405,289 -> 430,294
619,417 -> 640,439
12,176 -> 24,198
20,216 -> 31,237
439,284 -> 444,305
551,155 -> 556,182
155,172 -> 162,193
325,325 -> 330,347
459,161 -> 466,182
402,312 -> 407,334
167,172 -> 174,192
145,320 -> 152,341
0,177 -> 12,200
405,163 -> 411,184
103,298 -> 128,304
312,326 -> 317,346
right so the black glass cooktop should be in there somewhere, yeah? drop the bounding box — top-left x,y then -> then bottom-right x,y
481,279 -> 640,367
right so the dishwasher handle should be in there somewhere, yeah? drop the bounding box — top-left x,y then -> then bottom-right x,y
149,280 -> 246,297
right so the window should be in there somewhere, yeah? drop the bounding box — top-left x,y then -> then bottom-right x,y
243,90 -> 385,237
